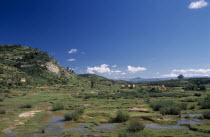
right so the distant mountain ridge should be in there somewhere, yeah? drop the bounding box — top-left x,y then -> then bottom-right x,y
116,77 -> 177,82
129,77 -> 177,82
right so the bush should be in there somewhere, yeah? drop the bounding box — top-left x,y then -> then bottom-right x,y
127,119 -> 145,132
203,111 -> 210,119
75,107 -> 85,114
0,109 -> 6,114
150,99 -> 184,115
194,93 -> 201,97
20,104 -> 32,108
200,96 -> 210,109
160,106 -> 181,115
52,103 -> 64,111
64,107 -> 85,121
64,111 -> 80,121
150,100 -> 174,111
113,110 -> 130,123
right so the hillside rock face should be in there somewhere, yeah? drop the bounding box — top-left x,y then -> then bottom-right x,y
0,44 -> 75,86
46,62 -> 60,75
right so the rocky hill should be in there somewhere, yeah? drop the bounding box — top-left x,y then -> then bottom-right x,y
0,44 -> 75,87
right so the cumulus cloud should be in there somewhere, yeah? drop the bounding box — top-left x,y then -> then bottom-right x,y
112,65 -> 117,68
68,49 -> 78,54
189,0 -> 208,9
127,66 -> 147,73
87,64 -> 111,74
67,59 -> 76,62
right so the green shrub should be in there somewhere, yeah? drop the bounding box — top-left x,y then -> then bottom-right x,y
64,107 -> 85,121
113,110 -> 130,123
52,103 -> 64,111
194,93 -> 201,97
150,99 -> 184,115
127,119 -> 145,132
160,106 -> 181,115
203,111 -> 210,119
200,96 -> 210,109
201,101 -> 210,109
149,100 -> 174,111
0,109 -> 6,114
64,111 -> 80,121
75,107 -> 85,114
20,104 -> 32,108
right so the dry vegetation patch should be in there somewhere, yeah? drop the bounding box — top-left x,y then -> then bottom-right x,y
19,110 -> 41,118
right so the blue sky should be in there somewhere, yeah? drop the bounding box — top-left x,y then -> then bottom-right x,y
0,0 -> 210,79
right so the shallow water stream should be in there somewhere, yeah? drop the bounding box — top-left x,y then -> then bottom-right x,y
41,111 -> 117,135
145,114 -> 203,131
6,112 -> 204,136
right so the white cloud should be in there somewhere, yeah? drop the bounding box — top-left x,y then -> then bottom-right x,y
127,66 -> 147,73
172,69 -> 210,73
112,65 -> 117,68
87,64 -> 111,74
189,0 -> 208,9
121,72 -> 126,75
162,68 -> 210,78
184,73 -> 210,77
67,59 -> 76,62
162,73 -> 178,78
111,70 -> 122,73
68,49 -> 78,54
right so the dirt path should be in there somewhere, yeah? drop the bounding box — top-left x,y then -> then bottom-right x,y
19,110 -> 41,118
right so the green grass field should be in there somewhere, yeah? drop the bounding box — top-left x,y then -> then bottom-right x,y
1,84 -> 210,137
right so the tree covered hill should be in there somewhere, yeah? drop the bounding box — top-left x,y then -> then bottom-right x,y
0,44 -> 76,87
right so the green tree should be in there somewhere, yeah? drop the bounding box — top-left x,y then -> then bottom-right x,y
178,74 -> 184,80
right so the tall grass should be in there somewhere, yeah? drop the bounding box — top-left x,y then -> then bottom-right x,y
64,107 -> 85,121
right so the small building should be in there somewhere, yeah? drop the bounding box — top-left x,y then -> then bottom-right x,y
155,85 -> 167,91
